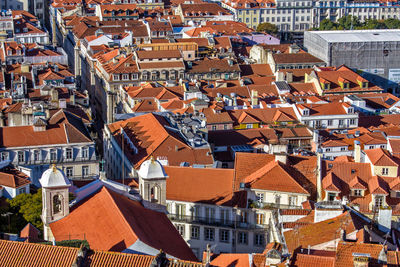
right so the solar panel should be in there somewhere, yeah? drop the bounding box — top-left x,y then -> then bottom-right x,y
274,81 -> 291,92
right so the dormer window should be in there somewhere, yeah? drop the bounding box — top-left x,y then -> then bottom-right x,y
382,168 -> 389,175
303,109 -> 309,116
362,82 -> 368,88
344,82 -> 350,89
113,74 -> 120,81
352,189 -> 364,197
122,74 -> 129,80
348,108 -> 353,114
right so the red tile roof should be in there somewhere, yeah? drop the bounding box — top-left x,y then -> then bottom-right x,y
0,168 -> 31,188
243,160 -> 309,195
50,186 -> 197,261
0,240 -> 202,267
335,241 -> 387,267
107,113 -> 213,168
284,211 -> 365,253
365,148 -> 398,167
165,166 -> 245,207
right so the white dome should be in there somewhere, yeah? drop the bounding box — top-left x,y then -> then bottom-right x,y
138,158 -> 168,179
40,165 -> 71,188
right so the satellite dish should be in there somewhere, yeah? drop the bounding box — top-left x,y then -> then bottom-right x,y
263,145 -> 270,153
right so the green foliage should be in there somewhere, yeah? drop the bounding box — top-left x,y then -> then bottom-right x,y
8,189 -> 43,231
256,22 -> 278,34
319,19 -> 337,30
384,18 -> 400,29
0,198 -> 27,233
315,16 -> 400,31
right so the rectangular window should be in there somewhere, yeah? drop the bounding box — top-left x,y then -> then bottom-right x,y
254,234 -> 265,246
175,224 -> 185,237
204,228 -> 215,241
0,151 -> 8,161
328,192 -> 336,201
18,187 -> 26,194
256,213 -> 264,225
176,204 -> 186,219
191,226 -> 200,239
353,189 -> 363,196
220,229 -> 229,243
341,147 -> 346,151
65,148 -> 73,160
382,168 -> 389,175
81,147 -> 89,158
327,120 -> 333,126
238,232 -> 248,244
122,74 -> 129,80
350,119 -> 356,125
205,207 -> 215,223
113,74 -> 119,81
50,149 -> 57,161
246,124 -> 253,129
82,166 -> 89,177
375,196 -> 384,207
18,151 -> 25,163
66,167 -> 73,178
220,209 -> 230,224
256,192 -> 264,203
289,196 -> 298,207
339,120 -> 344,126
190,205 -> 200,220
239,211 -> 247,223
34,150 -> 40,161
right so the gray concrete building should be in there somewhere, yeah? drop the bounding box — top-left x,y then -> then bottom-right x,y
304,29 -> 400,93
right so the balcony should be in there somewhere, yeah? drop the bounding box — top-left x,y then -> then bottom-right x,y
67,174 -> 99,181
251,201 -> 302,210
167,214 -> 267,230
20,156 -> 98,166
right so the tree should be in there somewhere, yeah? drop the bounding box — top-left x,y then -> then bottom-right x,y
337,15 -> 361,30
360,19 -> 386,30
8,189 -> 43,230
319,19 -> 337,31
256,22 -> 278,34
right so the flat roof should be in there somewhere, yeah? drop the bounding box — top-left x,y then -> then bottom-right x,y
308,29 -> 400,43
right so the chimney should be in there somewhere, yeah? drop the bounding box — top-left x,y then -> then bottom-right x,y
317,152 -> 323,202
275,153 -> 287,165
377,207 -> 392,233
354,140 -> 361,163
340,229 -> 346,241
70,92 -> 76,105
275,71 -> 285,81
286,72 -> 293,83
378,247 -> 387,265
205,244 -> 211,265
251,90 -> 259,106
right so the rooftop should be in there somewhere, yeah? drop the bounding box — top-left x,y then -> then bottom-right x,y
308,29 -> 400,43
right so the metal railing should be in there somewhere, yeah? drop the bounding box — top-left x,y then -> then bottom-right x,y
252,201 -> 302,210
18,156 -> 98,166
167,214 -> 267,230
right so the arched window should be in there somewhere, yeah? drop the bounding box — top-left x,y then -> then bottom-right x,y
53,194 -> 62,214
150,185 -> 161,203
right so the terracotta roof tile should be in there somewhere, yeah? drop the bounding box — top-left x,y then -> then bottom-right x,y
0,168 -> 31,189
50,186 -> 197,261
284,211 -> 366,253
365,148 -> 398,167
